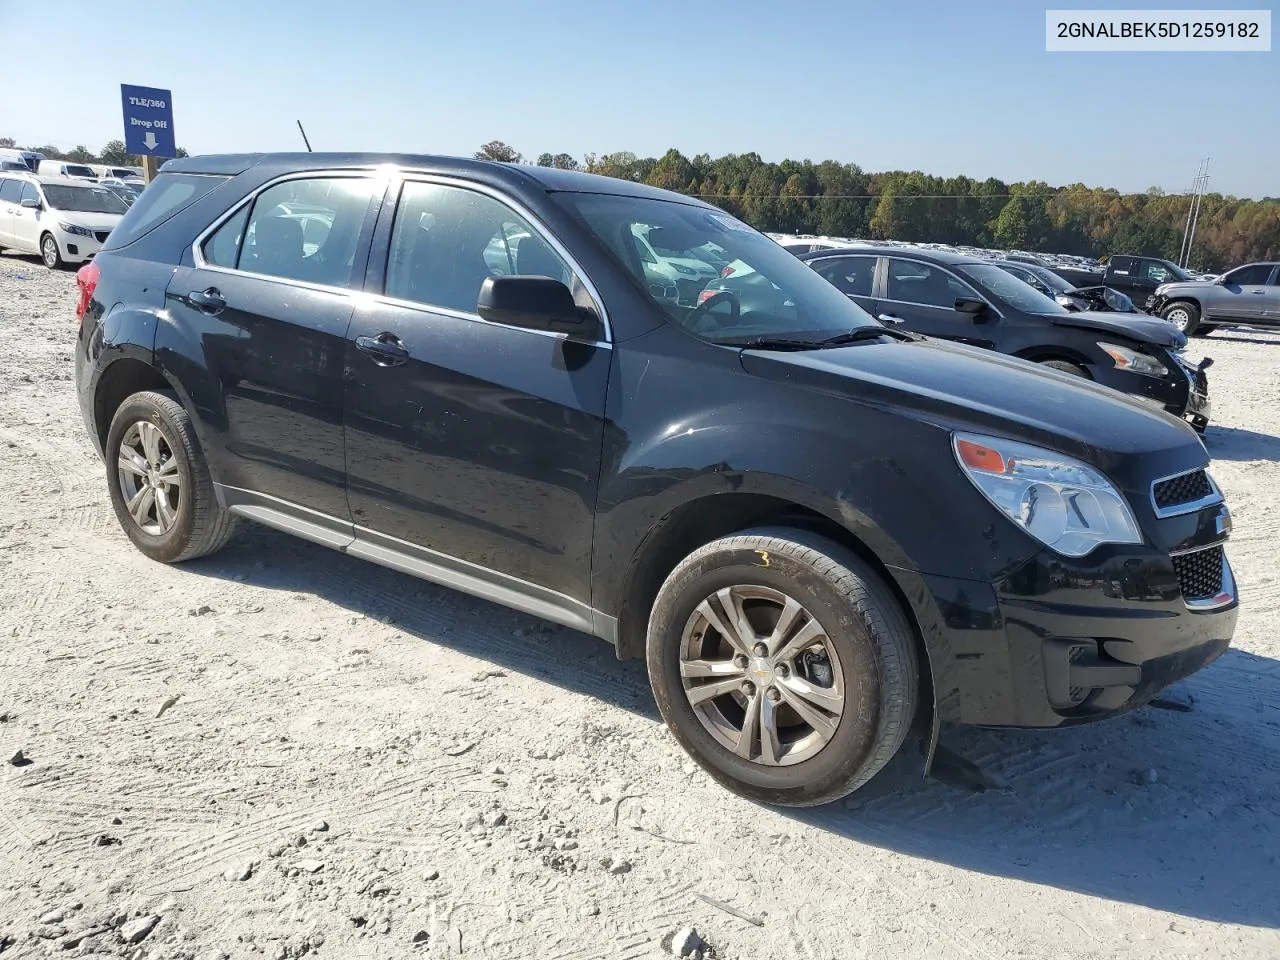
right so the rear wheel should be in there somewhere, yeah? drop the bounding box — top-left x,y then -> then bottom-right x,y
1162,300 -> 1200,335
1040,359 -> 1090,379
646,527 -> 919,807
105,390 -> 238,563
40,233 -> 63,270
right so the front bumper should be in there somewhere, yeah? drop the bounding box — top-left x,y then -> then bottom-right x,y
55,229 -> 106,264
894,541 -> 1237,729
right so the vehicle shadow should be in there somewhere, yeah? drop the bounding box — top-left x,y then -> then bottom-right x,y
183,521 -> 661,720
189,524 -> 1280,929
1203,327 -> 1280,347
1202,423 -> 1280,463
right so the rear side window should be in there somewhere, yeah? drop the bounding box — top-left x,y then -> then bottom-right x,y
103,173 -> 227,250
204,176 -> 380,288
812,256 -> 876,297
0,179 -> 20,203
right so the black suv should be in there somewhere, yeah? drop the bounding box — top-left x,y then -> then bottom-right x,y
74,154 -> 1237,807
784,246 -> 1212,431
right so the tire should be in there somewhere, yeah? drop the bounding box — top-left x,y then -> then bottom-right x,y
104,390 -> 238,563
40,232 -> 63,270
1162,300 -> 1200,335
1040,359 -> 1090,379
646,527 -> 919,807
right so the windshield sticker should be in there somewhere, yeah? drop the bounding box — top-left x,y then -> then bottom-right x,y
704,212 -> 754,234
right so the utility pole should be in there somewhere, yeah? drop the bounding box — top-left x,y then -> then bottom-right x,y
1179,158 -> 1210,268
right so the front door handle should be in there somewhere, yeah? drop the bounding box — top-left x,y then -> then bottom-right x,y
356,332 -> 410,366
187,287 -> 226,314
878,313 -> 904,325
1249,289 -> 1265,294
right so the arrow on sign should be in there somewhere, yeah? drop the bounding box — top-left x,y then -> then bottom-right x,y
143,131 -> 158,151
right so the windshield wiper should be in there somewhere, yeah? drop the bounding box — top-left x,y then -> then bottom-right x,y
818,327 -> 920,345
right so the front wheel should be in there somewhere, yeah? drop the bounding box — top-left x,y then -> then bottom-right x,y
40,233 -> 64,270
1162,300 -> 1201,335
1040,359 -> 1090,379
646,528 -> 919,807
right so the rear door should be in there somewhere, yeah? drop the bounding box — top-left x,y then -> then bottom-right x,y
1264,265 -> 1280,320
0,178 -> 19,246
342,177 -> 610,608
1103,256 -> 1139,298
878,256 -> 1001,348
10,181 -> 44,253
163,173 -> 384,520
807,254 -> 879,315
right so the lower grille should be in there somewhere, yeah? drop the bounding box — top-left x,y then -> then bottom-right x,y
94,231 -> 111,243
1172,545 -> 1224,601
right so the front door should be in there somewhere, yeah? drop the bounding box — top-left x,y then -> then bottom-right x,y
343,178 -> 610,607
162,173 -> 384,519
877,257 -> 1001,349
1207,263 -> 1274,320
1262,265 -> 1280,320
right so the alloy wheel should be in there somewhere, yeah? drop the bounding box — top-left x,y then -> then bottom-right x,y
1165,306 -> 1191,331
117,420 -> 182,536
679,585 -> 845,766
42,237 -> 59,268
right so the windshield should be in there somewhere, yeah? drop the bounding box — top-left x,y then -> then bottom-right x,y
960,262 -> 1069,315
1028,266 -> 1074,294
64,165 -> 96,178
558,193 -> 879,341
1155,259 -> 1192,282
42,185 -> 129,215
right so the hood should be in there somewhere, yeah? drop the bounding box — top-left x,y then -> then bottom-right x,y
47,210 -> 124,231
739,337 -> 1204,491
1044,310 -> 1185,348
1157,279 -> 1216,296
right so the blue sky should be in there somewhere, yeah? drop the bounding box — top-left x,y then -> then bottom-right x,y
4,0 -> 1275,197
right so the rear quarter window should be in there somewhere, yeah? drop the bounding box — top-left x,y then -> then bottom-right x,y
102,173 -> 228,250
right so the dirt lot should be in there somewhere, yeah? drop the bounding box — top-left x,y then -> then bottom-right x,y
1,251 -> 1278,960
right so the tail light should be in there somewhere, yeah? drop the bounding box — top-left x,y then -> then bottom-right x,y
697,288 -> 718,304
720,265 -> 736,278
75,261 -> 99,321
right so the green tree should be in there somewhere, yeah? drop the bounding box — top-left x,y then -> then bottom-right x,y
66,145 -> 97,164
475,141 -> 522,163
0,137 -> 15,148
535,152 -> 579,170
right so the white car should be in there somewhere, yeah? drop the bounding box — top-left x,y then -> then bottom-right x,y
0,174 -> 129,268
629,223 -> 720,304
96,164 -> 144,182
36,160 -> 99,182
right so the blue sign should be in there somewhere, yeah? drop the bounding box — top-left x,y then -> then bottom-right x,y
121,84 -> 176,158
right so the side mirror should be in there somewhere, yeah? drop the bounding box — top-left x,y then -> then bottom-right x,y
477,276 -> 601,339
954,296 -> 986,316
20,197 -> 40,209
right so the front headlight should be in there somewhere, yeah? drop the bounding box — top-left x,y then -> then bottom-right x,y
57,222 -> 93,238
673,264 -> 697,276
1155,283 -> 1171,296
953,432 -> 1143,557
1097,341 -> 1167,379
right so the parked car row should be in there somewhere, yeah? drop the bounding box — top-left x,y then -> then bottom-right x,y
73,153 -> 1237,807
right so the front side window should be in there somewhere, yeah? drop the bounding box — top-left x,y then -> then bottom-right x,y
885,259 -> 978,309
385,182 -> 573,314
205,177 -> 378,288
42,184 -> 128,215
557,193 -> 879,342
1141,261 -> 1175,283
811,256 -> 876,297
19,182 -> 40,206
1223,263 -> 1273,286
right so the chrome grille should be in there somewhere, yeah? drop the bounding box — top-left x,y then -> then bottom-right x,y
1172,545 -> 1224,601
1151,469 -> 1218,516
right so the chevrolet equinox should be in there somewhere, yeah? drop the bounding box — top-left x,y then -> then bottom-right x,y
74,154 -> 1238,806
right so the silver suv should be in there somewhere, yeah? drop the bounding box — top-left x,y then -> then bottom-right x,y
1149,261 -> 1280,336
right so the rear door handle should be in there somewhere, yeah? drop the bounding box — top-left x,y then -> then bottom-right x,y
878,313 -> 904,325
186,287 -> 226,314
356,332 -> 410,366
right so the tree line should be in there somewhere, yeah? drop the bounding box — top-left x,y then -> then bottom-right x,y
475,141 -> 1279,271
0,137 -> 189,167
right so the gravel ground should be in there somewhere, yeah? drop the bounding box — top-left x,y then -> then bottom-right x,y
1,250 -> 1279,960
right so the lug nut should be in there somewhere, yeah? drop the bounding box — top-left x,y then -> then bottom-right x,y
733,655 -> 749,669
753,643 -> 768,658
767,687 -> 782,703
777,663 -> 790,678
741,681 -> 756,697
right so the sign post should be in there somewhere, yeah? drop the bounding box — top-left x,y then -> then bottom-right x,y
120,83 -> 176,184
